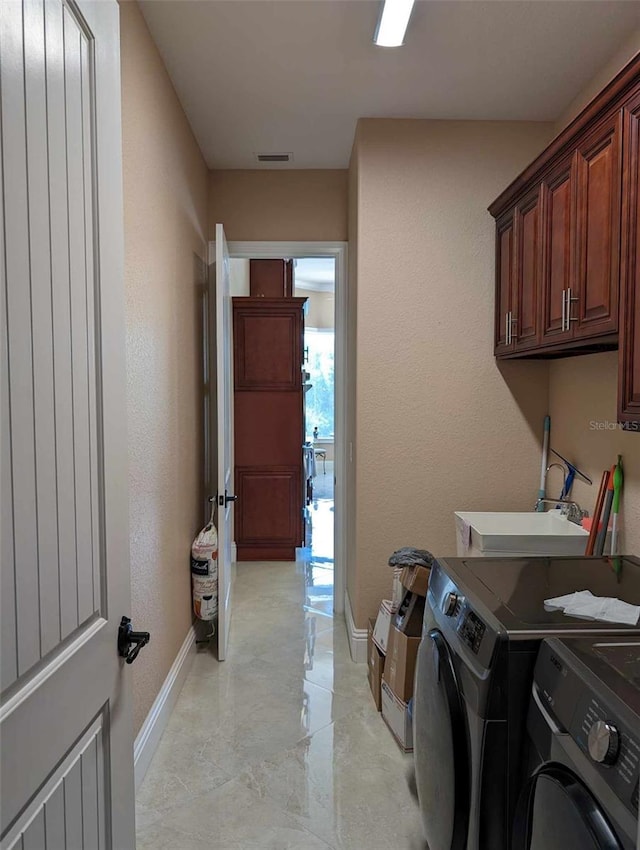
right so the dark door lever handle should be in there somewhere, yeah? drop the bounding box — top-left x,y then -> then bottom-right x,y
219,491 -> 238,507
118,616 -> 150,664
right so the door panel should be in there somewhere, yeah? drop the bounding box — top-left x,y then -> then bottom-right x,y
541,157 -> 575,344
4,715 -> 107,850
619,93 -> 640,426
514,190 -> 542,350
1,1 -> 135,846
235,392 -> 303,466
236,468 -> 300,543
2,0 -> 103,689
414,629 -> 470,850
574,113 -> 621,338
234,301 -> 303,390
513,763 -> 623,850
495,213 -> 515,353
212,223 -> 234,661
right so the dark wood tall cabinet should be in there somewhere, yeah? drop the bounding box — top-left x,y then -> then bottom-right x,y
233,297 -> 307,560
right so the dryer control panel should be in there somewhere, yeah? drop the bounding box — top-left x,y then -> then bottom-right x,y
534,639 -> 640,820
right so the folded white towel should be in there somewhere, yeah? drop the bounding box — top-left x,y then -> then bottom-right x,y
544,590 -> 640,626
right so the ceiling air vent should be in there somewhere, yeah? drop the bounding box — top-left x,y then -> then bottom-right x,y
255,152 -> 293,164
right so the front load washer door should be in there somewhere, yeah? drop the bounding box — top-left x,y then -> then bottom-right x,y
512,762 -> 623,850
413,629 -> 470,850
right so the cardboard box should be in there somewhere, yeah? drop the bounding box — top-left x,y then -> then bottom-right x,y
400,564 -> 430,597
367,619 -> 385,711
394,590 -> 426,637
372,600 -> 394,654
381,680 -> 413,752
382,625 -> 420,702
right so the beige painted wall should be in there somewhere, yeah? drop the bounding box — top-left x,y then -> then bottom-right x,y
208,170 -> 348,242
298,289 -> 334,329
120,0 -> 209,733
349,119 -> 553,628
547,34 -> 640,558
548,353 -> 640,553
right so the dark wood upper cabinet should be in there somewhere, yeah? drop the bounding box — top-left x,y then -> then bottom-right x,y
619,91 -> 640,427
490,56 -> 639,367
573,113 -> 621,339
540,156 -> 576,346
249,258 -> 293,297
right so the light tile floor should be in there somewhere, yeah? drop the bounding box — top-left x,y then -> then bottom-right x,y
136,557 -> 424,848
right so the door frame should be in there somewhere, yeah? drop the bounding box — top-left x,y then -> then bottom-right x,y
207,240 -> 348,616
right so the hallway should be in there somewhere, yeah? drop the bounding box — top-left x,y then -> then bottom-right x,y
135,552 -> 424,849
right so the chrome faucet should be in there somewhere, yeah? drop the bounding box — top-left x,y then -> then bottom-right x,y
534,498 -> 588,525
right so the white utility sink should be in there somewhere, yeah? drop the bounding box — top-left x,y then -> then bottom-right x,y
455,511 -> 589,557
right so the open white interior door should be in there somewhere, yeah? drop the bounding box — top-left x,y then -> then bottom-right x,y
213,223 -> 235,661
1,0 -> 136,847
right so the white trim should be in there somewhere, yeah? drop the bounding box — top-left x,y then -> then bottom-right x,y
134,624 -> 197,791
211,240 -> 349,618
345,589 -> 368,664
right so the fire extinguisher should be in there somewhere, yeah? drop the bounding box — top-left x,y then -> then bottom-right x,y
190,498 -> 218,624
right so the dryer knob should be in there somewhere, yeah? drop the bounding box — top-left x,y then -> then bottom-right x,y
442,592 -> 459,617
588,720 -> 620,766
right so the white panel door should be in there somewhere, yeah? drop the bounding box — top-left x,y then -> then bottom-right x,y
0,0 -> 136,847
212,224 -> 235,661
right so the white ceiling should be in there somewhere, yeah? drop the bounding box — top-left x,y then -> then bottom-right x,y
139,0 -> 640,169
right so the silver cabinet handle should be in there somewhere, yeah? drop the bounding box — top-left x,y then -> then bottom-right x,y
567,287 -> 578,325
562,287 -> 566,332
505,311 -> 510,345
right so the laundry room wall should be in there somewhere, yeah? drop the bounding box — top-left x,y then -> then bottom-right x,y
208,169 -> 348,241
547,31 -> 640,557
120,0 -> 209,733
347,118 -> 554,629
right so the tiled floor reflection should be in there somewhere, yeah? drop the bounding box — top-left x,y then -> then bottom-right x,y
135,500 -> 424,848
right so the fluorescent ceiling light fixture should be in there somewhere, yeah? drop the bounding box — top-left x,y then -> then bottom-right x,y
374,0 -> 415,47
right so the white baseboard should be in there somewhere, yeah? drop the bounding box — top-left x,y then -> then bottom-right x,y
134,624 -> 197,791
345,589 -> 368,664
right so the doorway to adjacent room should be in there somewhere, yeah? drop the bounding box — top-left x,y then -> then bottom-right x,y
213,240 -> 348,622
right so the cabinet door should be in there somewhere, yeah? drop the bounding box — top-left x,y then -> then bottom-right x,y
249,259 -> 293,297
573,112 -> 622,338
235,467 -> 303,556
495,211 -> 515,354
540,156 -> 576,345
513,189 -> 542,350
619,94 -> 640,426
233,299 -> 304,390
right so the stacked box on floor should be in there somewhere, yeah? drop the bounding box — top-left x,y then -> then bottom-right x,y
380,564 -> 431,752
368,600 -> 393,710
367,619 -> 385,710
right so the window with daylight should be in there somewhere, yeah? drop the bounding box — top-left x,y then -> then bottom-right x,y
305,328 -> 334,438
